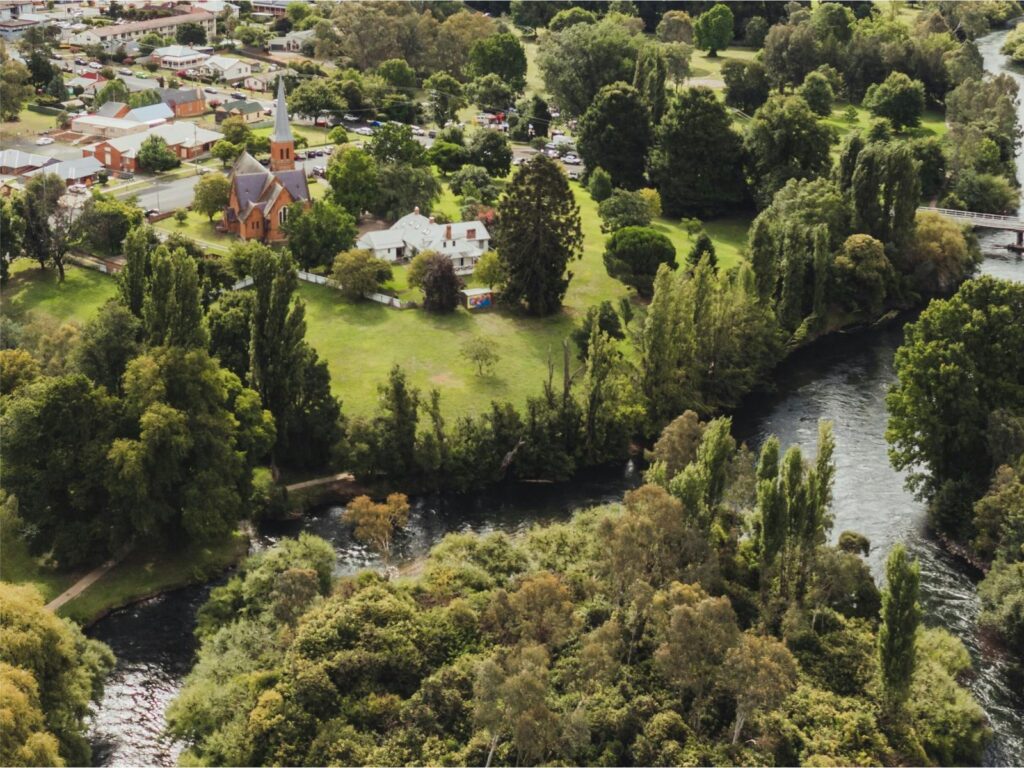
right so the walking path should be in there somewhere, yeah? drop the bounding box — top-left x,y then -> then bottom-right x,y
284,472 -> 354,492
44,559 -> 118,612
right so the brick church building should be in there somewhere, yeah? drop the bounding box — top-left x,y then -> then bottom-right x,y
222,77 -> 310,242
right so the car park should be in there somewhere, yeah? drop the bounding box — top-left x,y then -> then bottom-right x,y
35,136 -> 55,145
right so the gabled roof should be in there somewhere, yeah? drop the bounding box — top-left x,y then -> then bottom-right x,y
25,156 -> 104,182
125,102 -> 174,123
229,151 -> 309,220
157,87 -> 204,106
218,99 -> 264,114
203,55 -> 247,71
0,149 -> 54,171
79,10 -> 214,38
152,45 -> 204,58
95,100 -> 128,117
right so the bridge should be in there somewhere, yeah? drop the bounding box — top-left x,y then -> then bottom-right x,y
918,207 -> 1024,248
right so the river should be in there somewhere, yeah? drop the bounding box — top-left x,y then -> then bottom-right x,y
86,29 -> 1024,768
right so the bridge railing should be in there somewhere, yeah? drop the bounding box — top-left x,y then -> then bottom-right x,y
918,206 -> 1024,226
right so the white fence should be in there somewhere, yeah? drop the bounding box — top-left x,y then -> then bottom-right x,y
233,270 -> 406,308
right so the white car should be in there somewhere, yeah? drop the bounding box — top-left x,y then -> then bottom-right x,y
88,61 -> 102,69
562,154 -> 581,165
354,126 -> 374,136
35,136 -> 55,146
410,125 -> 425,136
343,113 -> 357,122
68,183 -> 88,194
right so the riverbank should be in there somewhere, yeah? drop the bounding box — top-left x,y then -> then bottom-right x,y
56,531 -> 248,626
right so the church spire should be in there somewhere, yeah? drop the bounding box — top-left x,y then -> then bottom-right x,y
271,76 -> 293,144
269,76 -> 295,172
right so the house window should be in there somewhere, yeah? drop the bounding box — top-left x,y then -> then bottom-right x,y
279,207 -> 288,225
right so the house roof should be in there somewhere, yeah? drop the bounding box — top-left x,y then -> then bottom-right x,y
357,229 -> 406,251
203,55 -> 246,71
152,44 -> 204,58
95,100 -> 127,117
125,102 -> 175,123
0,149 -> 54,170
88,122 -> 223,158
79,10 -> 213,38
218,99 -> 263,114
362,210 -> 490,257
157,87 -> 204,106
229,151 -> 309,220
73,114 -> 145,131
25,156 -> 104,181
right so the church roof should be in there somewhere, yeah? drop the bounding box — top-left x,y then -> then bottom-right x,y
229,150 -> 309,220
271,76 -> 293,144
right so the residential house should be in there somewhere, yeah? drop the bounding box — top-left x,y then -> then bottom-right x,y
124,102 -> 175,126
71,114 -> 149,138
25,156 -> 105,187
151,44 -> 208,69
0,16 -> 38,40
69,10 -> 215,46
157,87 -> 206,117
0,149 -> 57,175
199,55 -> 251,83
222,78 -> 309,242
251,0 -> 307,17
0,1 -> 36,20
356,208 -> 491,275
269,28 -> 313,52
67,71 -> 106,98
215,99 -> 266,124
243,69 -> 289,92
83,122 -> 223,172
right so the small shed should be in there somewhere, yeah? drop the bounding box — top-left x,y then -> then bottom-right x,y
461,287 -> 494,310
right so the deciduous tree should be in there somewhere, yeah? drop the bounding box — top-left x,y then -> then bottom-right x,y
603,225 -> 676,297
192,172 -> 231,221
577,82 -> 651,190
282,199 -> 357,270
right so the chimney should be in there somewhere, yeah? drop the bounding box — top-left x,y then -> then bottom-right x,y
445,223 -> 452,241
413,206 -> 420,215
428,216 -> 435,224
467,228 -> 476,239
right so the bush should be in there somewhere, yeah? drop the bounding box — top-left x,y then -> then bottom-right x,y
603,226 -> 677,297
598,189 -> 651,232
945,170 -> 1018,215
331,249 -> 393,299
588,167 -> 613,202
979,560 -> 1024,653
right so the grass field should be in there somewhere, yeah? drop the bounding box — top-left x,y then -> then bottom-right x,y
687,47 -> 759,83
825,104 -> 948,142
58,531 -> 248,624
1,536 -> 81,604
0,109 -> 57,143
1,260 -> 116,326
156,208 -> 234,253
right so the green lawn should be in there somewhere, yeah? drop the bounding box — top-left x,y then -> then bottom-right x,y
1,260 -> 116,326
0,109 -> 57,143
254,123 -> 331,146
155,209 -> 233,253
1,537 -> 81,604
687,47 -> 759,83
824,103 -> 947,142
58,531 -> 248,624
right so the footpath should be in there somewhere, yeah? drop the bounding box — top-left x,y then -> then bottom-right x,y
44,558 -> 119,613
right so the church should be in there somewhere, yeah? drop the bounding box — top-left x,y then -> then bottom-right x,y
222,77 -> 310,242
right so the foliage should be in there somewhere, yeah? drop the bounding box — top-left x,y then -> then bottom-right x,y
597,189 -> 651,232
460,336 -> 499,377
370,164 -> 441,222
468,32 -> 526,90
577,82 -> 651,190
282,199 -> 357,271
896,211 -> 978,297
797,71 -> 834,117
343,493 -> 411,560
877,544 -> 920,709
74,190 -> 143,257
832,234 -> 895,316
693,3 -> 734,57
864,72 -> 926,130
0,56 -> 32,121
722,59 -> 769,114
192,172 -> 231,222
493,155 -> 582,316
423,71 -> 465,126
978,560 -> 1024,653
449,165 -> 496,203
332,249 -> 393,299
327,147 -> 379,218
419,253 -> 463,314
136,134 -> 180,173
467,130 -> 512,177
570,300 -> 623,360
588,167 -> 612,202
603,226 -> 676,298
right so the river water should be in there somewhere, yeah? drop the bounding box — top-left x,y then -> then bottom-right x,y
86,30 -> 1024,768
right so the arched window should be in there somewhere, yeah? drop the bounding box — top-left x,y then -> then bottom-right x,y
279,206 -> 288,225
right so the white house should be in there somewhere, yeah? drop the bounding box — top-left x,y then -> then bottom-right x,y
151,45 -> 208,69
199,55 -> 251,83
356,208 -> 491,274
269,28 -> 313,52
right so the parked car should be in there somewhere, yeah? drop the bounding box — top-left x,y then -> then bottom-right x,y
88,61 -> 102,69
354,126 -> 374,136
143,208 -> 159,217
410,125 -> 425,136
562,154 -> 581,165
369,119 -> 383,127
314,116 -> 327,126
231,92 -> 245,100
296,151 -> 307,160
68,183 -> 88,194
312,166 -> 326,177
204,87 -> 218,94
118,68 -> 132,76
74,57 -> 87,65
343,113 -> 357,122
35,136 -> 55,145
313,149 -> 324,157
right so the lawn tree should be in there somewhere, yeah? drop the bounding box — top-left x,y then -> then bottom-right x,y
650,87 -> 747,217
45,72 -> 66,102
137,135 -> 179,173
1,57 -> 33,120
368,123 -> 427,166
427,140 -> 468,174
327,147 -> 379,218
571,300 -> 624,360
219,116 -> 252,147
744,94 -> 835,207
693,3 -> 734,57
722,60 -> 770,114
468,130 -> 512,177
797,70 -> 835,116
342,493 -> 410,561
282,199 -> 357,271
877,544 -> 921,711
603,226 -> 676,297
686,231 -> 717,271
287,79 -> 345,119
864,72 -> 926,130
212,139 -> 243,168
423,72 -> 465,125
597,189 -> 652,232
94,78 -> 129,107
192,172 -> 232,222
494,155 -> 582,315
377,58 -> 416,88
473,250 -> 506,289
577,82 -> 652,190
588,167 -> 613,202
0,195 -> 24,284
468,32 -> 527,90
418,253 -> 463,313
22,173 -> 62,272
142,246 -> 209,348
331,248 -> 393,299
461,336 -> 499,376
657,9 -> 694,42
75,192 -> 143,258
449,165 -> 497,202
369,164 -> 441,222
633,43 -> 668,123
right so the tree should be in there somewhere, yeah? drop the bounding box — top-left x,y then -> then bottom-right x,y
343,493 -> 410,561
45,72 -> 66,102
74,190 -> 143,257
877,544 -> 921,710
603,226 -> 676,297
899,211 -> 977,296
744,95 -> 834,207
282,199 -> 356,271
832,234 -> 894,315
657,10 -> 694,43
571,300 -> 624,360
693,3 -> 734,57
0,583 -> 115,765
577,82 -> 651,190
473,250 -> 506,289
650,87 -> 747,217
468,32 -> 527,90
721,634 -> 798,744
494,155 -> 582,315
597,189 -> 651,232
192,171 -> 231,222
762,22 -> 822,92
550,7 -> 597,32
211,139 -> 242,168
418,252 -> 462,313
686,231 -> 716,271
376,58 -> 416,88
588,167 -> 612,202
461,335 -> 498,376
141,246 -> 207,348
109,346 -> 274,543
74,300 -> 142,393
467,130 -> 512,177
220,116 -> 252,148
633,44 -> 667,123
449,164 -> 497,202
722,59 -> 769,114
798,71 -> 834,117
331,249 -> 392,299
537,15 -> 641,116
287,78 -> 344,119
423,71 -> 464,126
137,135 -> 179,173
370,164 -> 441,222
1,58 -> 34,120
22,173 -> 75,282
94,78 -> 129,107
368,122 -> 426,166
887,278 -> 1024,534
467,73 -> 515,111
0,349 -> 39,396
327,147 -> 379,218
427,140 -> 468,175
864,72 -> 926,130
176,21 -> 207,45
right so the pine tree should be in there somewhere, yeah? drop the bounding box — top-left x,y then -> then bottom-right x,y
878,543 -> 921,709
494,155 -> 582,316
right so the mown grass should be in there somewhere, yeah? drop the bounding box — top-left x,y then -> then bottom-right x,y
57,531 -> 248,625
1,260 -> 116,325
687,46 -> 759,83
0,537 -> 81,604
156,207 -> 233,253
0,108 -> 57,143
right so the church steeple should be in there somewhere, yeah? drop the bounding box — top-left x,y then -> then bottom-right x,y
269,76 -> 295,172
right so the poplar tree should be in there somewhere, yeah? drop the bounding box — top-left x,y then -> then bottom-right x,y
878,543 -> 921,709
142,247 -> 208,348
633,43 -> 668,123
640,265 -> 685,426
